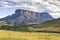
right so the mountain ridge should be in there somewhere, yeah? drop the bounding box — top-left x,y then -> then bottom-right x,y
0,9 -> 53,26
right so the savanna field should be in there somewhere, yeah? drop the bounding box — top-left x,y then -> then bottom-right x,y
0,30 -> 60,40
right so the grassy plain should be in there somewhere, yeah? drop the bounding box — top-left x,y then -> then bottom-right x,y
0,30 -> 60,40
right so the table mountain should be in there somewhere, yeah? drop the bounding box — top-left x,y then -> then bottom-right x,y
0,9 -> 53,26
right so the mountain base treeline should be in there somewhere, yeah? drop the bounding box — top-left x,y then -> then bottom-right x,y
0,24 -> 60,33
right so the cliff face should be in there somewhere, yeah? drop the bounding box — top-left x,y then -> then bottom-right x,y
0,9 -> 53,26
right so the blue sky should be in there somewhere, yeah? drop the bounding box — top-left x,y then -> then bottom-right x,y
0,8 -> 15,18
0,0 -> 60,18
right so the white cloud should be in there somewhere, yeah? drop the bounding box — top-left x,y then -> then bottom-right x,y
0,0 -> 60,18
0,1 -> 12,8
11,0 -> 21,2
50,13 -> 60,18
31,0 -> 42,3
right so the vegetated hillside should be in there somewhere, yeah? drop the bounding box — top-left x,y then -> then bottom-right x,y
0,9 -> 53,26
0,18 -> 60,33
39,18 -> 60,27
34,18 -> 60,32
0,24 -> 37,32
0,21 -> 7,25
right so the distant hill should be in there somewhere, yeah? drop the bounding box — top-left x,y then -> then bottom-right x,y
0,18 -> 60,33
34,18 -> 60,32
0,9 -> 53,26
38,18 -> 60,27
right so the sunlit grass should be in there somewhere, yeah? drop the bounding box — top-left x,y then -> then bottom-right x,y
0,30 -> 60,40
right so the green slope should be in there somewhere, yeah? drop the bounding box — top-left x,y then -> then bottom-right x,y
0,21 -> 8,25
0,18 -> 60,33
34,18 -> 60,32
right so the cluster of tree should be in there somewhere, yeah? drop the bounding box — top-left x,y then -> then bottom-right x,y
0,25 -> 29,32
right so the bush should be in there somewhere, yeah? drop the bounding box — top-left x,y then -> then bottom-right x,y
0,25 -> 29,32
